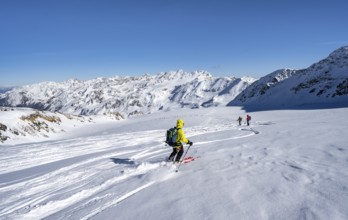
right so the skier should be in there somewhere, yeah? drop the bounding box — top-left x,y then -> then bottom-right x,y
237,116 -> 242,126
168,119 -> 193,163
246,114 -> 251,126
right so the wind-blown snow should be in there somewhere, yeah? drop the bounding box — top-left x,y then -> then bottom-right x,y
0,107 -> 347,219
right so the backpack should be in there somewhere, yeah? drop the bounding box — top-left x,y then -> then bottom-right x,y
165,127 -> 177,146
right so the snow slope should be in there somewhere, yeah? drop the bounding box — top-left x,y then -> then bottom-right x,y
229,46 -> 348,110
0,107 -> 347,219
0,107 -> 122,144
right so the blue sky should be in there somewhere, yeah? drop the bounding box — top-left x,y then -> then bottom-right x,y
1,0 -> 348,86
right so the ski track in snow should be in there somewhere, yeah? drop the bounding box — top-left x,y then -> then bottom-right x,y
0,121 -> 259,219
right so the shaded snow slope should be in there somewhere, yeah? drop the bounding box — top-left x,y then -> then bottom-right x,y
0,86 -> 14,94
229,46 -> 348,110
0,107 -> 347,220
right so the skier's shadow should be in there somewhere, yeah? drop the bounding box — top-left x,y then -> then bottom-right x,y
110,158 -> 136,166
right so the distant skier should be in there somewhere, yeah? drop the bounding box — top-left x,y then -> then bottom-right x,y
237,116 -> 242,126
246,114 -> 251,126
168,119 -> 193,163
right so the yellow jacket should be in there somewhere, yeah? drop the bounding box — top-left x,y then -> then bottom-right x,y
175,119 -> 189,147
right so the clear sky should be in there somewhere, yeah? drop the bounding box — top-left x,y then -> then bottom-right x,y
1,0 -> 348,86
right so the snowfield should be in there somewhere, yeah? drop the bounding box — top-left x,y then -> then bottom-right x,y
0,107 -> 348,220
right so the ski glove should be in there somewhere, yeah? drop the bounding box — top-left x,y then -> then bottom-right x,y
188,141 -> 193,146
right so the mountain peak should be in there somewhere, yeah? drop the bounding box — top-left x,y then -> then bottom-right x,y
156,70 -> 212,81
229,46 -> 348,110
328,46 -> 348,59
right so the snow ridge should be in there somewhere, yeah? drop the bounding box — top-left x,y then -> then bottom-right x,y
0,70 -> 255,117
229,46 -> 348,109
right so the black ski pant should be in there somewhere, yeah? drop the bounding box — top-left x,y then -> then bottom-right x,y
168,145 -> 184,162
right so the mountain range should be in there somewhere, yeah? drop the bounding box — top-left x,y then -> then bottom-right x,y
0,70 -> 255,117
0,46 -> 347,116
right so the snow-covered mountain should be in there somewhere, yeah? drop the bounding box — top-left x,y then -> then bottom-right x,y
229,46 -> 348,110
0,86 -> 14,94
0,70 -> 255,117
0,107 -> 123,144
1,46 -> 347,115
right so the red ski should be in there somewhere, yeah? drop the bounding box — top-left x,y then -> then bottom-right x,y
182,156 -> 196,163
175,156 -> 199,172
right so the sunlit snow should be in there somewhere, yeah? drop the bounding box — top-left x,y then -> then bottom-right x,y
1,107 -> 347,219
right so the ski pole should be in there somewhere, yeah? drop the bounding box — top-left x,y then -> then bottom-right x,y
175,144 -> 192,172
